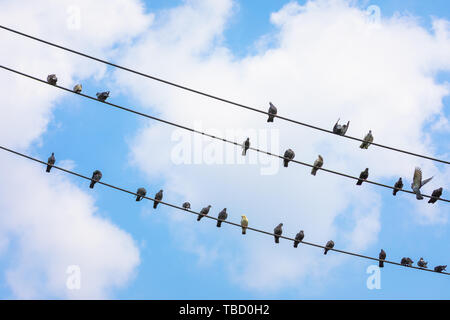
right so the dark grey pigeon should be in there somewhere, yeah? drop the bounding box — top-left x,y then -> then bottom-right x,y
89,170 -> 102,189
242,138 -> 250,156
324,240 -> 334,255
379,249 -> 386,268
96,91 -> 110,102
182,202 -> 191,210
197,205 -> 211,221
294,230 -> 304,248
46,152 -> 55,173
356,168 -> 369,185
47,74 -> 57,85
136,187 -> 146,201
283,149 -> 295,168
434,265 -> 447,273
428,187 -> 443,204
393,177 -> 403,196
273,223 -> 283,243
332,118 -> 350,136
217,208 -> 228,227
400,257 -> 413,267
417,258 -> 428,269
267,102 -> 277,122
153,190 -> 163,209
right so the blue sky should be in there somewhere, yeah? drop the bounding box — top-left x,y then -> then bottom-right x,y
0,0 -> 449,299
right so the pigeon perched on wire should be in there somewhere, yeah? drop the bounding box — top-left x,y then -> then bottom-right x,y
417,258 -> 428,269
324,240 -> 334,255
434,265 -> 447,273
428,187 -> 443,204
293,230 -> 304,248
135,187 -> 146,201
47,74 -> 57,85
197,205 -> 211,221
153,190 -> 163,209
217,208 -> 228,227
242,138 -> 250,156
332,119 -> 350,136
379,249 -> 386,268
283,149 -> 295,167
400,257 -> 413,267
411,167 -> 433,200
46,152 -> 55,173
182,202 -> 191,210
73,84 -> 82,93
393,177 -> 403,196
89,170 -> 102,189
273,223 -> 283,243
96,91 -> 110,102
241,215 -> 248,234
311,155 -> 323,176
356,168 -> 369,185
267,102 -> 277,122
359,130 -> 373,149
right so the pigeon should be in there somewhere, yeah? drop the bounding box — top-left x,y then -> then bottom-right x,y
417,258 -> 428,269
324,240 -> 334,255
47,74 -> 57,85
411,167 -> 433,200
332,118 -> 350,136
360,130 -> 374,149
46,152 -> 55,173
283,149 -> 295,167
89,170 -> 102,189
379,249 -> 386,268
356,168 -> 369,185
73,84 -> 82,93
434,265 -> 447,273
428,187 -> 443,204
293,230 -> 304,248
135,187 -> 146,201
153,190 -> 163,209
400,257 -> 414,267
273,223 -> 283,243
267,102 -> 277,122
217,208 -> 228,227
197,205 -> 211,221
393,177 -> 403,196
241,215 -> 248,234
182,202 -> 191,210
96,91 -> 110,102
311,155 -> 324,176
242,138 -> 250,156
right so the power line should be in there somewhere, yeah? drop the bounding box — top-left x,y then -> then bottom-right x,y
1,64 -> 448,204
0,144 -> 448,276
1,24 -> 448,165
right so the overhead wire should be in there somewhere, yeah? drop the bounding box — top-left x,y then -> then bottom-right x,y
0,144 -> 448,276
1,64 -> 448,203
0,24 -> 448,165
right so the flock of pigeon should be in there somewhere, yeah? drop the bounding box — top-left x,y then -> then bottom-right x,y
44,74 -> 447,273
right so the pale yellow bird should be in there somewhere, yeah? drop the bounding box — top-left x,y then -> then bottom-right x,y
241,215 -> 248,235
73,83 -> 82,93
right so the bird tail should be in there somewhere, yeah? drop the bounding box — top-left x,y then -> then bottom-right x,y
284,160 -> 288,168
359,142 -> 365,149
242,228 -> 246,235
197,215 -> 202,221
89,181 -> 95,189
46,165 -> 51,173
217,220 -> 222,227
356,180 -> 363,185
416,192 -> 423,200
275,237 -> 279,244
428,198 -> 434,204
293,242 -> 299,248
324,249 -> 328,255
242,149 -> 246,156
136,196 -> 140,202
379,261 -> 384,268
153,201 -> 158,209
311,168 -> 317,176
267,116 -> 274,122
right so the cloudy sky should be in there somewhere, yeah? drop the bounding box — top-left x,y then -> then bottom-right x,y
0,0 -> 449,299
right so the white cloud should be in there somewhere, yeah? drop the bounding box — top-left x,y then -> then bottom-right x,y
114,0 -> 450,292
0,0 -> 151,298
